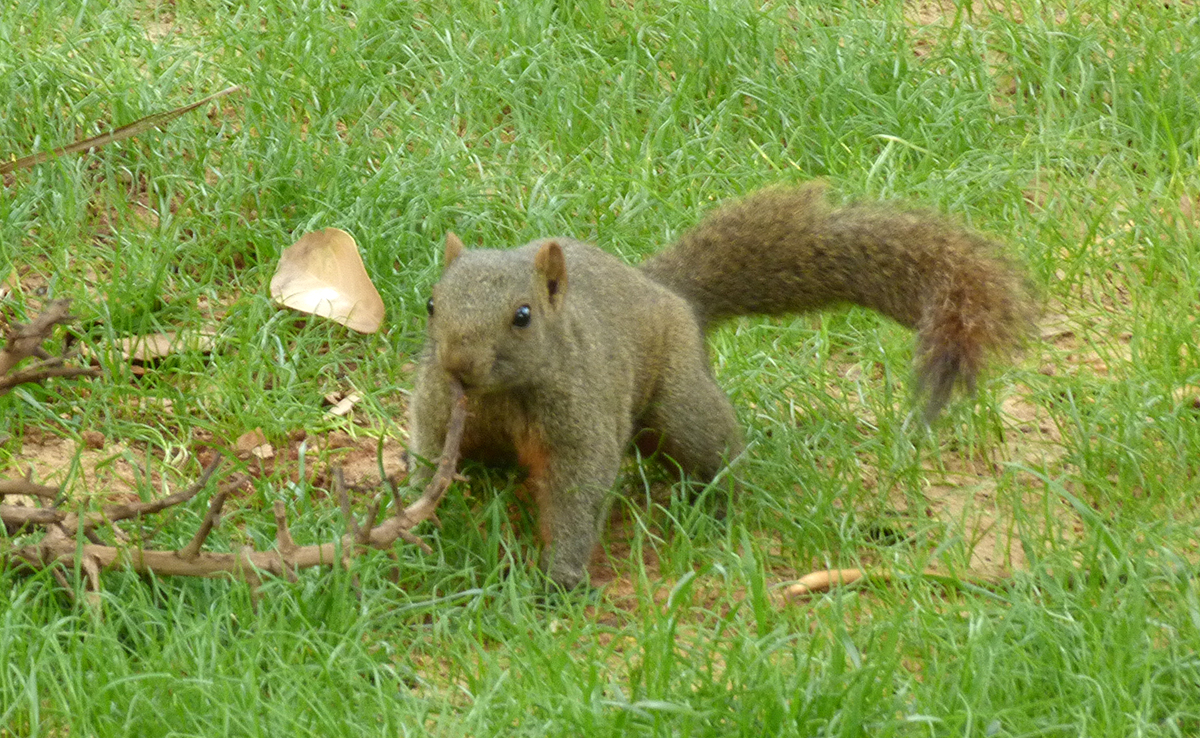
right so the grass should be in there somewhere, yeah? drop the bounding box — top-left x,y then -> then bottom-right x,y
2,0 -> 1200,734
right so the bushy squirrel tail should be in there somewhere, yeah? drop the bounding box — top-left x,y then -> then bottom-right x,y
639,183 -> 1035,419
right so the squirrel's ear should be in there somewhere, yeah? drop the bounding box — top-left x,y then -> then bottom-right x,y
534,240 -> 568,308
444,232 -> 464,267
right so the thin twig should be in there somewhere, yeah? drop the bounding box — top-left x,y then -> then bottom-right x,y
272,501 -> 297,555
335,468 -> 357,543
271,501 -> 299,583
83,458 -> 224,533
396,528 -> 433,555
0,300 -> 99,396
1,86 -> 243,175
395,378 -> 468,529
81,555 -> 103,610
3,379 -> 470,585
1,505 -> 66,527
0,364 -> 100,395
0,477 -> 59,500
177,489 -> 229,561
51,568 -> 76,602
389,477 -> 404,521
356,501 -> 381,547
785,566 -> 1007,598
0,300 -> 75,376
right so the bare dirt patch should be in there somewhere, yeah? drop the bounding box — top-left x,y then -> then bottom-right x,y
8,434 -> 166,504
3,423 -> 408,514
873,292 -> 1142,587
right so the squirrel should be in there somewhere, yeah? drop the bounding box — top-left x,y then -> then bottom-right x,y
406,182 -> 1033,589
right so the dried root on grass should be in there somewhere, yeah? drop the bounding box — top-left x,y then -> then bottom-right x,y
0,299 -> 100,394
0,374 -> 468,597
785,566 -> 1006,599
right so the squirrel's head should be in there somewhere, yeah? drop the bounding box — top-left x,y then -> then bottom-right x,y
424,233 -> 568,391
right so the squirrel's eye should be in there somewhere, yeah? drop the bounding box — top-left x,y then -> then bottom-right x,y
426,297 -> 434,316
512,305 -> 531,328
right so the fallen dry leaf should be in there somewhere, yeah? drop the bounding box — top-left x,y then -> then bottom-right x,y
110,330 -> 218,362
326,391 -> 362,417
235,428 -> 268,454
270,228 -> 385,333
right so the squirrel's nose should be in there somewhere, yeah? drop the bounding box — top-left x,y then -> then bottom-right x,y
436,341 -> 481,386
438,350 -> 472,380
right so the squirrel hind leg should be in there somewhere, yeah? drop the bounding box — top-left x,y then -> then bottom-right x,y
640,411 -> 742,520
638,366 -> 744,487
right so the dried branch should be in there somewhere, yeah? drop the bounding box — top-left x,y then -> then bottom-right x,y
81,555 -> 102,609
271,500 -> 300,584
0,476 -> 59,500
393,379 -> 468,532
785,568 -> 869,597
177,488 -> 231,561
1,300 -> 73,375
0,299 -> 100,394
3,506 -> 66,527
0,459 -> 229,540
1,85 -> 243,175
0,379 -> 470,589
0,362 -> 99,394
272,501 -> 297,555
78,458 -> 224,534
785,566 -> 1006,598
335,467 -> 358,542
357,501 -> 381,547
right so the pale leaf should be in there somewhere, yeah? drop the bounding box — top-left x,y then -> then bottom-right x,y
235,428 -> 267,453
111,330 -> 218,362
270,228 -> 385,333
327,391 -> 362,417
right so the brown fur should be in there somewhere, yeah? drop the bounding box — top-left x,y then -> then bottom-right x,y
407,185 -> 1034,588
